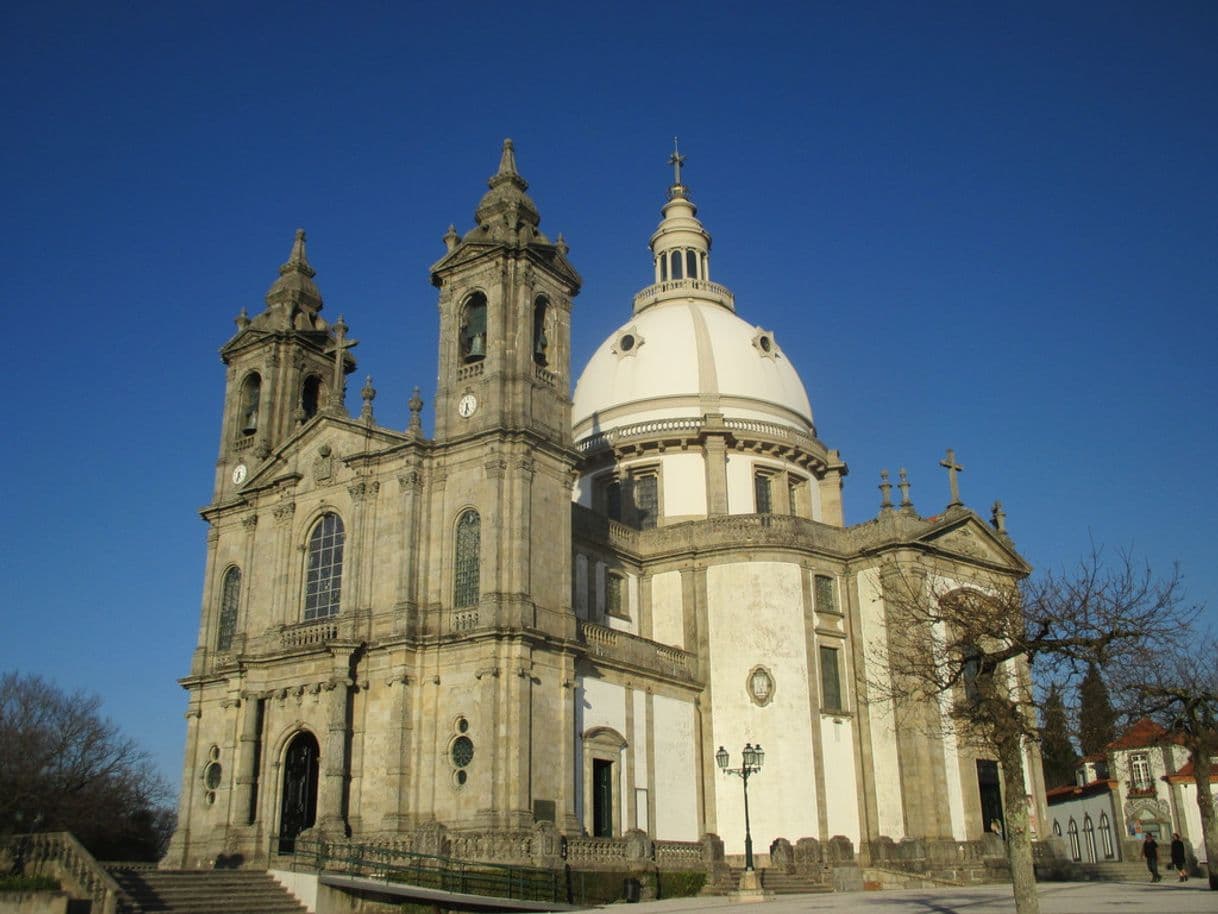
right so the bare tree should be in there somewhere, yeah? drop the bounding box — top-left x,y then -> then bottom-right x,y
1111,634 -> 1218,889
869,549 -> 1190,914
0,672 -> 174,861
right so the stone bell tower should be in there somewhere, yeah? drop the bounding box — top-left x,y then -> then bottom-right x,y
419,141 -> 583,831
214,230 -> 356,501
429,140 -> 580,445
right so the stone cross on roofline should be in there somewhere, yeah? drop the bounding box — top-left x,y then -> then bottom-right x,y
324,315 -> 358,414
940,448 -> 964,508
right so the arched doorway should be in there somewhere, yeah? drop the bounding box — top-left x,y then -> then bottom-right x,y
278,731 -> 319,853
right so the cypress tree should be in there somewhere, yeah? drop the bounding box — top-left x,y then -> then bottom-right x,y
1040,682 -> 1078,788
1078,662 -> 1118,756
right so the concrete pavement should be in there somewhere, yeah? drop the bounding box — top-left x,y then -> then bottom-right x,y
571,881 -> 1216,914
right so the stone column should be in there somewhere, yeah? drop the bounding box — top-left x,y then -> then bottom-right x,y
317,677 -> 351,834
234,693 -> 262,828
381,673 -> 413,832
163,700 -> 203,868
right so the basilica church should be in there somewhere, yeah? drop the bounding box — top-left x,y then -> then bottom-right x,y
165,141 -> 1047,867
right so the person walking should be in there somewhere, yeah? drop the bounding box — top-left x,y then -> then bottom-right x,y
1170,832 -> 1188,881
1142,833 -> 1161,882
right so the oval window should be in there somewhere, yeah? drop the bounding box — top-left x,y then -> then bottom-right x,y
452,736 -> 474,768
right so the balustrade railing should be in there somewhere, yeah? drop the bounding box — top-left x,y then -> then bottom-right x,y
1,832 -> 121,914
579,622 -> 695,680
280,618 -> 340,648
632,278 -> 734,311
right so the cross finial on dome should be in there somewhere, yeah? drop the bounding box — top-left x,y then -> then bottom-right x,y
669,137 -> 686,187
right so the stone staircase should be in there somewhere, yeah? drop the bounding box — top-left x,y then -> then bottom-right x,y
107,868 -> 309,914
727,866 -> 831,894
1075,859 -> 1158,883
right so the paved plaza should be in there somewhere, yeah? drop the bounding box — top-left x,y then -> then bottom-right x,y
575,882 -> 1216,914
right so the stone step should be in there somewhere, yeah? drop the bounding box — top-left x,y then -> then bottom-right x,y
727,867 -> 831,894
107,868 -> 308,914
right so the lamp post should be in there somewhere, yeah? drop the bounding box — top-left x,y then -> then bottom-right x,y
716,742 -> 765,872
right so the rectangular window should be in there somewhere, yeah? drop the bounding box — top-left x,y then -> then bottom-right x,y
787,477 -> 802,516
1130,752 -> 1152,791
634,474 -> 658,530
606,574 -> 624,618
814,574 -> 837,613
754,472 -> 772,514
606,480 -> 622,521
819,645 -> 843,711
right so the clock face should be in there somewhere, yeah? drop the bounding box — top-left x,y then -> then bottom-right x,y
457,393 -> 478,418
231,463 -> 248,485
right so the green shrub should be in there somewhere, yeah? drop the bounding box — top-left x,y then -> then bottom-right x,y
0,875 -> 61,892
658,870 -> 705,898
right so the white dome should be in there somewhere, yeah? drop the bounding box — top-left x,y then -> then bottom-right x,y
572,298 -> 814,438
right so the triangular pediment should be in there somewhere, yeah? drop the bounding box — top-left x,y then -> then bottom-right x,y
917,512 -> 1031,574
239,414 -> 414,493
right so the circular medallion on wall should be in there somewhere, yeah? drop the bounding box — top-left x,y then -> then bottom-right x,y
747,665 -> 775,707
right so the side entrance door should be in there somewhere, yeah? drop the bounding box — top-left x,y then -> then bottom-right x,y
278,732 -> 319,853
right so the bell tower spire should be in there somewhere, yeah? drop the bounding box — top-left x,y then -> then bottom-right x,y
213,229 -> 356,502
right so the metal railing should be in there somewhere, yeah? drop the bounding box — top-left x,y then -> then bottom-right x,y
274,835 -> 564,904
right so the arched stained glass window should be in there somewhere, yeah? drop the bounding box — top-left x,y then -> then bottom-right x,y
454,510 -> 480,608
303,513 -> 344,620
1067,818 -> 1080,861
1083,815 -> 1097,862
217,566 -> 240,651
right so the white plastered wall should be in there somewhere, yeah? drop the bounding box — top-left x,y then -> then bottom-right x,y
651,571 -> 684,648
706,562 -> 818,852
660,452 -> 708,518
652,693 -> 699,840
856,567 -> 905,838
820,716 -> 860,840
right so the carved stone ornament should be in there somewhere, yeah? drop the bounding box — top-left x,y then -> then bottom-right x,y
398,469 -> 424,492
314,445 -> 333,482
349,480 -> 380,502
747,665 -> 776,707
273,501 -> 296,524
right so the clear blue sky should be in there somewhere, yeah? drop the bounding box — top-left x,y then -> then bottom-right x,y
1,2 -> 1214,787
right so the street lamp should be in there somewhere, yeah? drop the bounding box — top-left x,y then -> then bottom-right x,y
716,742 -> 765,871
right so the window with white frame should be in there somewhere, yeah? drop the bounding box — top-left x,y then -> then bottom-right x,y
1130,752 -> 1153,791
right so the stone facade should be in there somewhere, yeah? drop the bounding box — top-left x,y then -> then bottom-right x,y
165,141 -> 1047,869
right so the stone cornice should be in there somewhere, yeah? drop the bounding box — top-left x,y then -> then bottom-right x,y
575,414 -> 836,476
